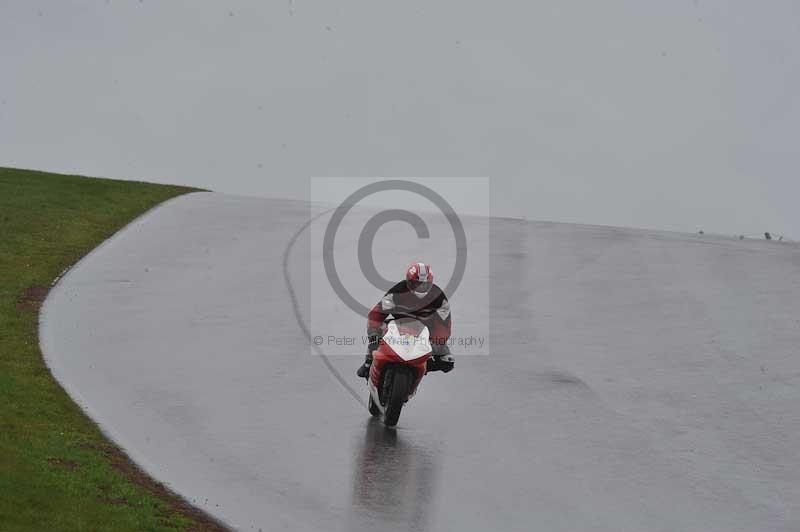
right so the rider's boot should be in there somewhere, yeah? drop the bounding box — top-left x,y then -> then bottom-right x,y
357,334 -> 380,378
356,352 -> 372,378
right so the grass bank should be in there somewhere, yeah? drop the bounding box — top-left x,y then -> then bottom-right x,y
0,167 -> 225,531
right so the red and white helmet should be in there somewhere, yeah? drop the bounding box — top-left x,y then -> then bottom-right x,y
405,262 -> 433,298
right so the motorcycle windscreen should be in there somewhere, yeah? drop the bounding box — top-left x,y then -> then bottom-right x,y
383,319 -> 431,361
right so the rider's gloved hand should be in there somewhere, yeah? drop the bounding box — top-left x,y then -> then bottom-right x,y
367,328 -> 381,354
436,354 -> 455,373
429,342 -> 454,372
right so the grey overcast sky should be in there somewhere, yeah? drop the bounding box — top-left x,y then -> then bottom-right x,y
1,1 -> 798,236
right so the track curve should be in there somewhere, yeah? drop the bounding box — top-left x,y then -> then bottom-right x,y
41,192 -> 800,531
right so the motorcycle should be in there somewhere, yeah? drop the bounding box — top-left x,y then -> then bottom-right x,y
367,317 -> 447,427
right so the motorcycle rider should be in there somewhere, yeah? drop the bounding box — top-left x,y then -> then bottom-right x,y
357,262 -> 455,378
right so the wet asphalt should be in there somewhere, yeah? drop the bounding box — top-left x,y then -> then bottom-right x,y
41,193 -> 800,531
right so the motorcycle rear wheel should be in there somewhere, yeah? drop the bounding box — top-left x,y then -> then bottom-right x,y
383,368 -> 411,427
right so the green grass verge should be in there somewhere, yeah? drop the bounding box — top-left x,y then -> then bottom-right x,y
0,167 -> 225,531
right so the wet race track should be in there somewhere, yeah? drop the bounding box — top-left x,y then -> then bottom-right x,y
41,193 -> 800,531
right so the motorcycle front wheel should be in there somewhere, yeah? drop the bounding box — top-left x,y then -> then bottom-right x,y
383,368 -> 411,427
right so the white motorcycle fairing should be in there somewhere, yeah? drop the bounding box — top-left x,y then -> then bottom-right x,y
367,320 -> 432,412
381,320 -> 432,362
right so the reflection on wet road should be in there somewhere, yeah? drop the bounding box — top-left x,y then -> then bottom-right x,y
348,419 -> 440,532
